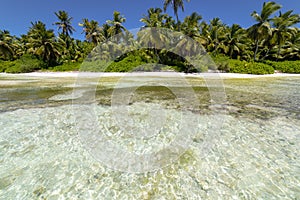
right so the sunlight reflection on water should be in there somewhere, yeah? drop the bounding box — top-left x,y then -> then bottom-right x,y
0,76 -> 299,199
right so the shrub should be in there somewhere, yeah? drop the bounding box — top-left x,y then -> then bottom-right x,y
0,60 -> 15,72
105,54 -> 149,72
51,62 -> 81,71
211,54 -> 230,72
228,59 -> 274,74
160,65 -> 181,72
264,60 -> 300,73
3,54 -> 45,73
79,60 -> 109,72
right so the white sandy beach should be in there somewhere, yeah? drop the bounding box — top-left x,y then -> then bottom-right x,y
1,71 -> 300,79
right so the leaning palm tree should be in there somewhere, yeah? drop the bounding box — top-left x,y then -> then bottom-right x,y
272,10 -> 300,60
54,10 -> 75,37
163,0 -> 190,30
27,21 -> 62,65
247,1 -> 281,61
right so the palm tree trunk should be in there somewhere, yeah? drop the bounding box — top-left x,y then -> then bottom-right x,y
254,39 -> 259,61
276,44 -> 281,61
262,49 -> 270,60
176,14 -> 181,31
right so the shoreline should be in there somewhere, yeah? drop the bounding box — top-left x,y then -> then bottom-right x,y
1,71 -> 300,79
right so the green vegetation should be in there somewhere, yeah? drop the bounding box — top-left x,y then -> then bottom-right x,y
0,54 -> 45,73
0,1 -> 300,74
228,59 -> 274,74
50,62 -> 80,72
214,55 -> 275,74
265,60 -> 300,73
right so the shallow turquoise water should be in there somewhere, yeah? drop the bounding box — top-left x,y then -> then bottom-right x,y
0,75 -> 299,199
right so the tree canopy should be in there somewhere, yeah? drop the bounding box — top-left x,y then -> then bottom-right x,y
0,1 -> 300,74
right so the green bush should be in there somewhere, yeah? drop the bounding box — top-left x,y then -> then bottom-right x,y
105,54 -> 149,72
211,54 -> 230,72
2,54 -> 45,73
264,60 -> 300,73
51,62 -> 81,71
212,55 -> 276,74
187,55 -> 213,73
79,60 -> 109,72
228,59 -> 274,74
160,65 -> 181,72
0,60 -> 15,72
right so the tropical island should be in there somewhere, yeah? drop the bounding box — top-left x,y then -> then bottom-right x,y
0,1 -> 300,74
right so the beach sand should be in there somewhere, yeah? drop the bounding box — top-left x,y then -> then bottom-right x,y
1,71 -> 300,79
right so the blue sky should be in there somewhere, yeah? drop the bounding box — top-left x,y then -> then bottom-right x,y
1,0 -> 300,40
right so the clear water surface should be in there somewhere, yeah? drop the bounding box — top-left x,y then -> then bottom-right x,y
0,74 -> 299,199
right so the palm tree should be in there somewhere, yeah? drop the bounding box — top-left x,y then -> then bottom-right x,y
27,21 -> 62,65
140,8 -> 167,28
283,28 -> 300,60
141,8 -> 176,30
175,12 -> 204,59
163,0 -> 190,29
247,1 -> 281,61
164,15 -> 176,29
0,30 -> 15,60
79,19 -> 104,45
54,10 -> 75,37
106,11 -> 126,41
207,18 -> 227,55
198,21 -> 211,48
224,24 -> 249,59
102,23 -> 111,39
137,28 -> 170,50
272,10 -> 300,60
181,12 -> 202,38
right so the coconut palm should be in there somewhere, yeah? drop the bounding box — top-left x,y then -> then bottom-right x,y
27,21 -> 62,65
163,0 -> 190,29
139,12 -> 173,49
141,8 -> 176,30
12,36 -> 26,58
272,10 -> 300,60
54,10 -> 75,37
175,12 -> 204,58
164,15 -> 176,29
106,11 -> 126,41
198,21 -> 211,48
140,8 -> 167,28
137,28 -> 170,50
102,23 -> 111,39
207,18 -> 227,55
79,19 -> 104,45
181,12 -> 202,38
224,24 -> 249,59
0,30 -> 15,60
283,28 -> 300,60
247,1 -> 281,61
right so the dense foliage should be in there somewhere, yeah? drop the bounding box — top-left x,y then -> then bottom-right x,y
0,54 -> 45,73
0,1 -> 299,74
228,60 -> 275,74
265,60 -> 300,73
